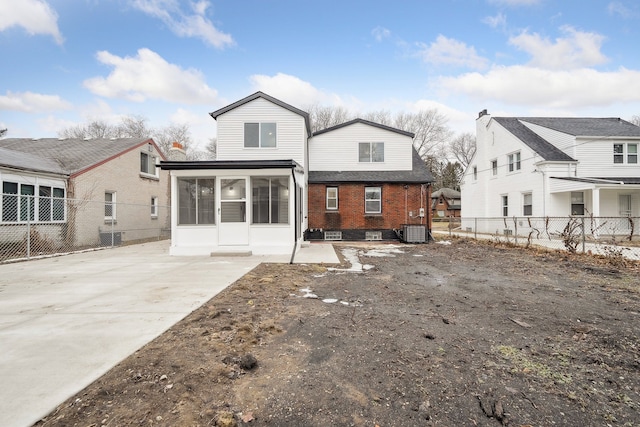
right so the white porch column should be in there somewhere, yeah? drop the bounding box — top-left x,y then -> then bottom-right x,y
591,188 -> 600,217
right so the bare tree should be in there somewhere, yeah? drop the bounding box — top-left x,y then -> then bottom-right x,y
449,132 -> 477,169
115,115 -> 151,138
0,128 -> 7,137
406,109 -> 453,160
306,103 -> 353,132
205,138 -> 217,160
362,109 -> 392,126
154,123 -> 195,158
630,115 -> 640,127
59,119 -> 116,139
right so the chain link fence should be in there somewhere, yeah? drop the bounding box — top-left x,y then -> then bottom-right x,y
434,216 -> 640,261
1,193 -> 170,263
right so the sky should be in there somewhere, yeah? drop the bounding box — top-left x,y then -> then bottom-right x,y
2,0 -> 640,153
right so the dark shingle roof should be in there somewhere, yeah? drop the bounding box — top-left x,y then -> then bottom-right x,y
209,91 -> 312,137
493,117 -> 576,162
0,147 -> 67,175
431,188 -> 461,199
0,138 -> 153,176
519,117 -> 640,137
312,118 -> 415,138
308,148 -> 433,184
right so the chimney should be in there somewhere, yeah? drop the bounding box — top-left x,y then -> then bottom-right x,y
168,141 -> 187,161
478,109 -> 488,118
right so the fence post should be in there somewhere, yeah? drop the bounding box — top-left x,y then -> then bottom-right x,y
581,216 -> 586,253
110,211 -> 115,247
474,217 -> 477,240
514,217 -> 518,245
26,196 -> 31,259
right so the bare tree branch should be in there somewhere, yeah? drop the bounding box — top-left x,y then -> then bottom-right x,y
449,132 -> 477,169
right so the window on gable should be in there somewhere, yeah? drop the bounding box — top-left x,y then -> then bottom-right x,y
508,152 -> 521,172
251,176 -> 289,224
523,193 -> 532,216
326,187 -> 338,210
491,159 -> 498,176
244,123 -> 277,148
365,187 -> 382,214
140,152 -> 157,176
473,166 -> 478,181
359,142 -> 384,162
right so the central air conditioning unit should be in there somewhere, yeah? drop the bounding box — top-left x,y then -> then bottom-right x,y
402,224 -> 427,243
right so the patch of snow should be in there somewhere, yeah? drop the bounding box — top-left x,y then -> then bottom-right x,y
303,293 -> 318,299
362,248 -> 405,257
413,254 -> 424,257
322,298 -> 338,303
328,248 -> 368,273
436,240 -> 452,245
340,301 -> 350,306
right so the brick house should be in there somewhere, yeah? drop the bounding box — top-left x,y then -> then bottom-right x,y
160,92 -> 433,256
307,119 -> 433,241
0,137 -> 169,248
431,188 -> 461,218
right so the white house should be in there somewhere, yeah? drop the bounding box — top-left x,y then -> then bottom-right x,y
160,92 -> 433,256
461,110 -> 640,235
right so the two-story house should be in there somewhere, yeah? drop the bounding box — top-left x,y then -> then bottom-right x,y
461,110 -> 640,235
160,92 -> 433,256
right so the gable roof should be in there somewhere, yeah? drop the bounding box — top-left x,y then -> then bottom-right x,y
0,137 -> 155,177
432,188 -> 461,199
313,118 -> 415,138
492,117 -> 577,162
518,117 -> 640,137
308,148 -> 433,184
209,91 -> 312,137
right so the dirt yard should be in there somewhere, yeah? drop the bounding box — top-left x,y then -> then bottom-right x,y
36,239 -> 639,427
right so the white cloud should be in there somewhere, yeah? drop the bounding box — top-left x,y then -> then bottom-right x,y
249,73 -> 346,108
509,26 -> 607,70
83,48 -> 219,104
0,0 -> 63,44
437,65 -> 640,109
170,108 -> 208,125
417,35 -> 488,69
0,91 -> 71,113
607,1 -> 637,18
482,12 -> 507,29
372,26 -> 391,42
132,0 -> 234,49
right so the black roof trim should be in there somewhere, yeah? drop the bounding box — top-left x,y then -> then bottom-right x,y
160,159 -> 301,171
209,91 -> 311,137
493,117 -> 576,162
312,118 -> 415,138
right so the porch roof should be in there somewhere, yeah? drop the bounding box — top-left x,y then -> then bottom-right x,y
159,159 -> 302,172
549,176 -> 640,192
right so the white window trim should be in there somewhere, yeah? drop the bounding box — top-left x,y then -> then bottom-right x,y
358,142 -> 385,163
613,142 -> 638,164
140,152 -> 159,178
151,196 -> 158,218
507,152 -> 521,173
2,180 -> 66,224
501,195 -> 508,217
365,187 -> 382,214
105,191 -> 116,221
523,193 -> 532,216
491,159 -> 498,177
326,187 -> 338,210
244,122 -> 277,148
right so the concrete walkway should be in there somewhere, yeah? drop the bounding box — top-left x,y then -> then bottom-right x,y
0,240 -> 339,427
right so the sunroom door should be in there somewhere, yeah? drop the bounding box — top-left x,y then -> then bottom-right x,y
619,195 -> 632,231
218,178 -> 249,246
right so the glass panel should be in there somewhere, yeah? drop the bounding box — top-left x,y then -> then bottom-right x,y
2,182 -> 18,222
359,143 -> 371,162
272,177 -> 288,223
261,123 -> 276,147
613,144 -> 624,153
39,186 -> 52,221
197,179 -> 215,224
221,179 -> 245,200
244,123 -> 259,147
178,179 -> 197,224
53,188 -> 65,221
365,188 -> 381,213
371,142 -> 384,162
252,177 -> 270,224
141,153 -> 148,173
20,184 -> 35,221
571,192 -> 584,203
628,144 -> 638,163
221,201 -> 246,222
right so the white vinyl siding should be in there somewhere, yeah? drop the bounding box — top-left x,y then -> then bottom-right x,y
309,122 -> 413,172
216,97 -> 307,165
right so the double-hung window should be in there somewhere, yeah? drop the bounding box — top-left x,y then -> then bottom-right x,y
140,152 -> 157,176
571,192 -> 585,216
472,166 -> 478,181
244,123 -> 277,148
251,177 -> 289,224
359,142 -> 384,162
151,197 -> 158,218
491,159 -> 498,176
502,195 -> 509,217
614,143 -> 638,164
523,193 -> 532,216
326,187 -> 338,210
365,187 -> 382,214
105,191 -> 116,221
508,152 -> 521,172
39,186 -> 65,222
178,178 -> 215,225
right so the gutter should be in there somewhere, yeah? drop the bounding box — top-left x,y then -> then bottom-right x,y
289,169 -> 298,264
